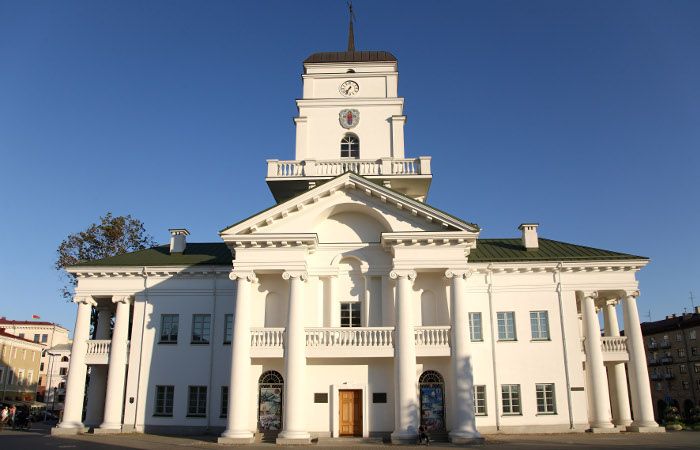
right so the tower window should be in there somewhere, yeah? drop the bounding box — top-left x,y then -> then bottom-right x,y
340,134 -> 360,158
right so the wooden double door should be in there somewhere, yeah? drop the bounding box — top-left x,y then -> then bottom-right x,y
339,390 -> 362,436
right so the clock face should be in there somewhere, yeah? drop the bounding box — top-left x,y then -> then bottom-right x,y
340,80 -> 359,97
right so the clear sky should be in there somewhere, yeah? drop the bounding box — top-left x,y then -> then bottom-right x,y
0,0 -> 698,334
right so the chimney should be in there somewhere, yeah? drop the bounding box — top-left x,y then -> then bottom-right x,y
518,223 -> 539,250
169,228 -> 190,254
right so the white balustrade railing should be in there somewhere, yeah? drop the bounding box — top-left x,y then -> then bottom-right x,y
267,157 -> 430,178
414,326 -> 451,347
305,327 -> 394,347
250,328 -> 285,348
86,339 -> 111,355
601,336 -> 627,353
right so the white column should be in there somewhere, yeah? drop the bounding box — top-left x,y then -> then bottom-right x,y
85,307 -> 112,426
57,296 -> 96,430
602,300 -> 632,427
99,296 -> 131,431
622,291 -> 662,431
278,271 -> 310,443
581,292 -> 614,429
219,271 -> 256,443
446,269 -> 481,443
390,269 -> 419,443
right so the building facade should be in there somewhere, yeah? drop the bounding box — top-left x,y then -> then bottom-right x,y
0,329 -> 43,403
43,343 -> 72,412
0,318 -> 70,402
641,307 -> 700,420
54,42 -> 663,442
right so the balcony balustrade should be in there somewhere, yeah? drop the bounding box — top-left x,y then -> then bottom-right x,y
581,336 -> 629,362
85,340 -> 129,365
305,327 -> 395,357
415,326 -> 451,357
266,157 -> 430,179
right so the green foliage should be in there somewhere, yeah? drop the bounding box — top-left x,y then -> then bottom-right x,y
663,406 -> 683,425
689,406 -> 700,424
55,212 -> 156,299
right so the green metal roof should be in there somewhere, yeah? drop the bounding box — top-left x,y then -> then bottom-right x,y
468,238 -> 647,262
70,238 -> 646,268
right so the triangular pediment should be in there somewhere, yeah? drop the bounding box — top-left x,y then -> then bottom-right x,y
220,173 -> 479,240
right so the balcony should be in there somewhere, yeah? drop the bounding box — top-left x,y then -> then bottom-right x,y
582,336 -> 629,362
265,157 -> 432,202
85,340 -> 130,365
249,326 -> 450,358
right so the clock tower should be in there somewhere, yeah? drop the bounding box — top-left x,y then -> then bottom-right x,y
265,31 -> 432,203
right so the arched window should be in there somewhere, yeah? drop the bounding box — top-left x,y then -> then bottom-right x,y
419,370 -> 446,431
61,356 -> 69,362
340,134 -> 360,159
258,370 -> 284,431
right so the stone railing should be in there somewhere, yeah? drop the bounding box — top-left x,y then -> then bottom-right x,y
250,328 -> 285,348
600,336 -> 627,353
266,157 -> 431,178
414,326 -> 451,347
86,339 -> 111,356
305,327 -> 394,347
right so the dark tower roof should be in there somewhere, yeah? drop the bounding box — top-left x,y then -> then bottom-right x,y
303,50 -> 397,64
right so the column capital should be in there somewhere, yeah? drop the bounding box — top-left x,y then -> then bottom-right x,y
112,295 -> 132,305
445,269 -> 474,280
229,270 -> 258,283
582,291 -> 599,300
73,296 -> 97,307
282,271 -> 308,281
623,290 -> 640,299
606,299 -> 619,307
389,269 -> 416,281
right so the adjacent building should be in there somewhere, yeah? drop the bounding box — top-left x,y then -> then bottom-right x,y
53,33 -> 663,442
641,307 -> 700,420
44,343 -> 72,412
0,317 -> 70,402
0,329 -> 43,402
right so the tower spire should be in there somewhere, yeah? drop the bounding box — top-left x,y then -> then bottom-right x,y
347,1 -> 356,52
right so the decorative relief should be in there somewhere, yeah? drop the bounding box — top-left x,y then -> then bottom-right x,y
389,269 -> 417,281
444,269 -> 474,280
282,271 -> 308,282
339,109 -> 359,129
229,271 -> 258,283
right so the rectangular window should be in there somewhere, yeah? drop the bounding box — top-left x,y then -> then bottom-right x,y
690,330 -> 697,340
41,334 -> 48,343
497,312 -> 516,341
27,370 -> 33,386
40,362 -> 44,371
655,382 -> 662,391
223,314 -> 233,344
59,367 -> 67,376
678,348 -> 686,357
191,314 -> 211,344
530,311 -> 550,340
0,368 -> 4,384
536,383 -> 556,414
695,363 -> 700,374
18,333 -> 25,339
469,312 -> 483,341
680,364 -> 688,374
188,386 -> 207,417
160,314 -> 179,343
473,385 -> 487,416
154,385 -> 174,416
692,347 -> 699,356
501,384 -> 521,415
677,332 -> 682,341
18,369 -> 25,386
220,386 -> 229,418
7,370 -> 14,385
340,302 -> 361,328
34,334 -> 40,343
682,381 -> 690,390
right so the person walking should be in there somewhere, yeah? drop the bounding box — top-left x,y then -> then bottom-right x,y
8,405 -> 16,430
0,405 -> 9,431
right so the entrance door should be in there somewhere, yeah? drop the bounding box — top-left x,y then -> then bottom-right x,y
339,390 -> 362,437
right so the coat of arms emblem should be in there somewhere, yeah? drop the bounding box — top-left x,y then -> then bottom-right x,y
339,109 -> 359,129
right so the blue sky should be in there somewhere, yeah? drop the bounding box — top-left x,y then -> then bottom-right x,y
0,1 -> 698,334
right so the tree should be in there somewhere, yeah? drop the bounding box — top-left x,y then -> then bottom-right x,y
55,212 -> 157,299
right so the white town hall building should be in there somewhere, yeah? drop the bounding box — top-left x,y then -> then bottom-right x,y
54,37 -> 663,443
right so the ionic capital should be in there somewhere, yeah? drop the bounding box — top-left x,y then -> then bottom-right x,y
444,269 -> 474,280
112,295 -> 132,305
282,271 -> 308,282
229,270 -> 258,283
624,290 -> 640,299
389,269 -> 417,281
582,291 -> 598,300
605,299 -> 619,307
73,296 -> 97,307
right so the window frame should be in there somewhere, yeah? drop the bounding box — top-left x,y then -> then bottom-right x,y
159,314 -> 179,344
535,383 -> 556,415
497,312 -> 517,341
191,314 -> 212,345
154,385 -> 174,417
473,385 -> 487,416
340,134 -> 360,159
220,386 -> 229,418
187,385 -> 207,417
501,384 -> 521,415
223,314 -> 233,345
469,312 -> 483,342
340,302 -> 361,328
530,311 -> 550,341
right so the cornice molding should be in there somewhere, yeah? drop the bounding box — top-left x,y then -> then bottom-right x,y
225,233 -> 318,251
71,266 -> 232,279
470,260 -> 647,275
